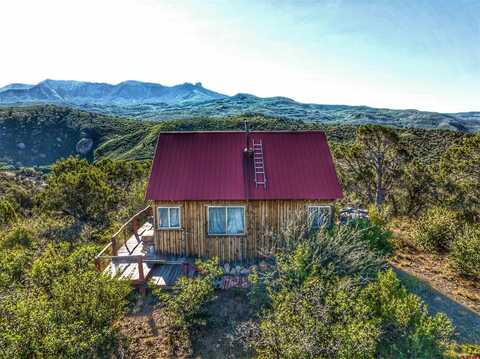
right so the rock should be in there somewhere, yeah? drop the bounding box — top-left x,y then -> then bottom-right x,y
76,137 -> 93,154
16,142 -> 26,150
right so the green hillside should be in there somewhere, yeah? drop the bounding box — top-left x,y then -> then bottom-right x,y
0,105 -> 469,168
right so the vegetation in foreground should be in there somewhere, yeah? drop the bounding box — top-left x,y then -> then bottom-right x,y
0,158 -> 148,358
1,118 -> 480,357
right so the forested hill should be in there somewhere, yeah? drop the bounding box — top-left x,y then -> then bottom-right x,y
76,94 -> 480,132
0,105 -> 468,168
1,80 -> 479,132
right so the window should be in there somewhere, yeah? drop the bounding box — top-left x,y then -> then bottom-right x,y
208,206 -> 245,235
157,207 -> 181,229
308,206 -> 331,228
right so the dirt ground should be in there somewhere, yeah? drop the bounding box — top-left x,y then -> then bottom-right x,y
118,297 -> 191,359
190,289 -> 257,359
390,226 -> 480,344
117,289 -> 256,359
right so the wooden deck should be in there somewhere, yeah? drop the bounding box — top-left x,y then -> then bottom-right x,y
104,222 -> 185,284
150,264 -> 184,286
95,207 -> 186,287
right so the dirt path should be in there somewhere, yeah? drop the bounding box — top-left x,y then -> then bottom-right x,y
393,267 -> 480,344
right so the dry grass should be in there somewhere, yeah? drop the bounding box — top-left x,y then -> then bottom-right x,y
389,218 -> 480,314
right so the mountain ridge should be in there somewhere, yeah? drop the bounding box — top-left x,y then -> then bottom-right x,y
1,79 -> 480,132
0,79 -> 227,105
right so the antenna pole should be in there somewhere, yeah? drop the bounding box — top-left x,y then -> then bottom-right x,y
244,120 -> 249,151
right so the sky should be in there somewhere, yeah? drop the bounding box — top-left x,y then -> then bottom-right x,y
0,0 -> 479,112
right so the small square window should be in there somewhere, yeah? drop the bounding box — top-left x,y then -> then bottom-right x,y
157,207 -> 181,229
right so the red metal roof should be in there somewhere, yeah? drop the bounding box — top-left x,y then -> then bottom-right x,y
145,131 -> 343,201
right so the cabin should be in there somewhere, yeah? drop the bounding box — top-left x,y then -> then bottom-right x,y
95,130 -> 342,287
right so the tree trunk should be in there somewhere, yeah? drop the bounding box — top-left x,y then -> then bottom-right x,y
375,159 -> 384,206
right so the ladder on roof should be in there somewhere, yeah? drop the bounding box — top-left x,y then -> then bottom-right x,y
252,140 -> 267,188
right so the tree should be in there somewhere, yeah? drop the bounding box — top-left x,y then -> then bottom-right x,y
42,157 -> 115,226
334,125 -> 408,207
439,134 -> 480,221
395,160 -> 437,216
96,159 -> 149,192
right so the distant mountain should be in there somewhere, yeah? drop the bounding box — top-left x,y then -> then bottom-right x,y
0,79 -> 227,105
1,79 -> 479,132
77,93 -> 480,133
0,83 -> 34,92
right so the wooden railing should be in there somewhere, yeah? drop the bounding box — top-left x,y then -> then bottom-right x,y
95,206 -> 153,274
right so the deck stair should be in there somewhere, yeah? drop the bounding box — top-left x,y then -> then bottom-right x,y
95,206 -> 186,287
252,140 -> 267,188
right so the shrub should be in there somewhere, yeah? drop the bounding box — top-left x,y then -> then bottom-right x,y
350,219 -> 393,256
67,244 -> 100,272
1,223 -> 33,249
248,267 -> 453,358
410,207 -> 458,252
362,269 -> 454,358
150,258 -> 222,357
450,225 -> 480,278
367,203 -> 392,226
29,245 -> 70,291
0,200 -> 18,226
0,248 -> 31,289
266,219 -> 386,287
0,272 -> 131,358
252,272 -> 379,359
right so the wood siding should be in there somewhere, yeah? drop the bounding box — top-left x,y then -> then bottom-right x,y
152,200 -> 333,263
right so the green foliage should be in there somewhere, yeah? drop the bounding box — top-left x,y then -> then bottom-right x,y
0,272 -> 131,358
395,160 -> 437,216
0,199 -> 18,226
254,272 -> 379,359
439,134 -> 480,221
0,155 -> 150,357
1,222 -> 33,249
362,270 -> 454,358
150,258 -> 221,357
154,258 -> 221,327
0,248 -> 31,289
42,156 -> 115,226
67,243 -> 100,272
456,343 -> 480,356
334,125 -> 409,207
366,203 -> 391,226
450,224 -> 480,278
29,244 -> 70,291
350,219 -> 393,256
95,158 -> 150,191
249,246 -> 453,358
410,206 -> 459,252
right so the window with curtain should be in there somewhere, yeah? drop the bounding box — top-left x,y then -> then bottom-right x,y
157,207 -> 181,229
208,206 -> 245,235
308,206 -> 331,228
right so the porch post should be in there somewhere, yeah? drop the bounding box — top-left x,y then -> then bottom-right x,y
138,256 -> 145,282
